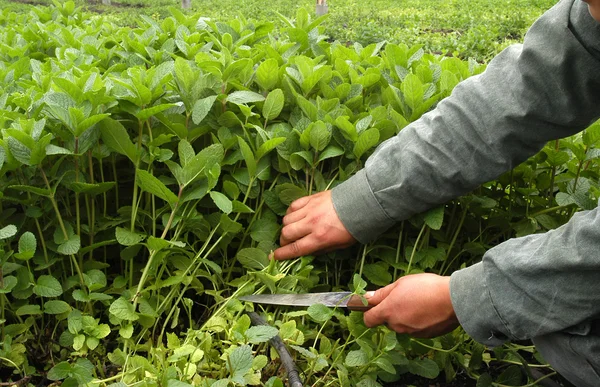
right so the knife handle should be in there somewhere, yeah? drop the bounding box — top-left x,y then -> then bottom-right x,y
346,295 -> 373,312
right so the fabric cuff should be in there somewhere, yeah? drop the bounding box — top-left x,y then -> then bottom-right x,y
331,169 -> 396,244
450,262 -> 510,347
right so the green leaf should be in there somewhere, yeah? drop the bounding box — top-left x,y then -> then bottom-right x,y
262,89 -> 284,121
476,373 -> 493,387
75,114 -> 109,137
424,206 -> 444,230
402,73 -> 424,111
115,227 -> 146,246
496,365 -> 523,386
69,182 -> 116,195
178,140 -> 195,167
181,144 -> 224,186
307,303 -> 334,323
363,263 -> 392,286
44,300 -> 72,315
238,137 -> 256,177
15,231 -> 36,260
318,145 -> 344,162
147,236 -> 170,251
256,137 -> 286,161
236,248 -> 269,270
192,95 -> 218,125
58,235 -> 81,255
98,118 -> 137,163
119,324 -> 133,339
210,191 -> 233,214
277,183 -> 307,205
16,304 -> 43,316
7,185 -> 51,197
109,297 -> 139,321
250,218 -> 279,244
228,91 -> 265,105
245,326 -> 278,343
345,349 -> 369,367
136,103 -> 178,121
33,275 -> 63,297
0,225 -> 17,240
309,121 -> 331,152
136,169 -> 179,206
408,358 -> 439,379
256,58 -> 279,90
228,344 -> 253,383
47,361 -> 72,381
353,127 -> 379,160
0,276 -> 17,293
72,290 -> 90,302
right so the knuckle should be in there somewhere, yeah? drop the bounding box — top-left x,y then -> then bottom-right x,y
290,242 -> 301,255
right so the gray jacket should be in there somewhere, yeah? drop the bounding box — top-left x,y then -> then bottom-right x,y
331,0 -> 600,346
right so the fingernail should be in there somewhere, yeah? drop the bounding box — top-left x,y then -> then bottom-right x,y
364,291 -> 375,299
268,253 -> 275,260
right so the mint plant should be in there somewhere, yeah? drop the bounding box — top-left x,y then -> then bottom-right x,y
0,2 -> 594,387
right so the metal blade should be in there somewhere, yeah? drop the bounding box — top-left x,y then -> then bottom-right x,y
239,292 -> 353,308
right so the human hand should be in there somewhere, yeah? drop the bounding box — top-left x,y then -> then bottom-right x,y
272,191 -> 356,260
363,273 -> 459,338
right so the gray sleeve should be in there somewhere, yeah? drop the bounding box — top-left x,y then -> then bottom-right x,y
332,0 -> 600,244
451,205 -> 600,346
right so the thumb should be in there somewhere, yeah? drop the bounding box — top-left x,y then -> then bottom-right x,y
363,283 -> 398,328
363,282 -> 397,307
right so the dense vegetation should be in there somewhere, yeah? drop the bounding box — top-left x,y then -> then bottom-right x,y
3,0 -> 597,386
0,0 -> 557,61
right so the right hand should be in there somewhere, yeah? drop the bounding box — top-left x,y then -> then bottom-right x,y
272,191 -> 356,260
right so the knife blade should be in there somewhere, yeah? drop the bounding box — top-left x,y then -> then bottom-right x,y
238,292 -> 372,312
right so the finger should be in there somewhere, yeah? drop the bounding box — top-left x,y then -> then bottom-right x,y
364,283 -> 398,306
272,234 -> 321,260
279,220 -> 313,246
282,207 -> 307,226
286,195 -> 312,215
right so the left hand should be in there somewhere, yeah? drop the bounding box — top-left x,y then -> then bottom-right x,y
363,273 -> 460,338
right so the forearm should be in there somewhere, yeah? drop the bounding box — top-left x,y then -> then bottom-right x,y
451,205 -> 600,346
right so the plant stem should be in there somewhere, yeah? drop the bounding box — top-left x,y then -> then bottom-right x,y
132,186 -> 183,307
39,166 -> 85,286
406,223 -> 427,275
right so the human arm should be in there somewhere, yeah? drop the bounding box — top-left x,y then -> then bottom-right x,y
273,0 -> 600,261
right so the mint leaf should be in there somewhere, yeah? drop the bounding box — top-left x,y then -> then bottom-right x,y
192,95 -> 217,125
0,225 -> 17,240
99,118 -> 137,163
236,248 -> 269,270
109,297 -> 139,321
262,89 -> 284,121
33,275 -> 63,297
228,90 -> 265,105
44,300 -> 72,314
245,326 -> 278,344
228,344 -> 253,384
136,169 -> 179,206
210,191 -> 233,214
307,303 -> 334,323
115,227 -> 146,246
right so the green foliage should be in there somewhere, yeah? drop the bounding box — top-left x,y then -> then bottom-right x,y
0,2 -> 589,387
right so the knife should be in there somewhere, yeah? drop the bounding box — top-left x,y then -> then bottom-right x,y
239,291 -> 373,312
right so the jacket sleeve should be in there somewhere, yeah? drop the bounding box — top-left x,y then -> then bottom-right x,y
451,206 -> 600,346
331,0 -> 600,244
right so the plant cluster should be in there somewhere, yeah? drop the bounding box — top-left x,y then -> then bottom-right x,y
0,1 -> 598,387
0,0 -> 557,61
